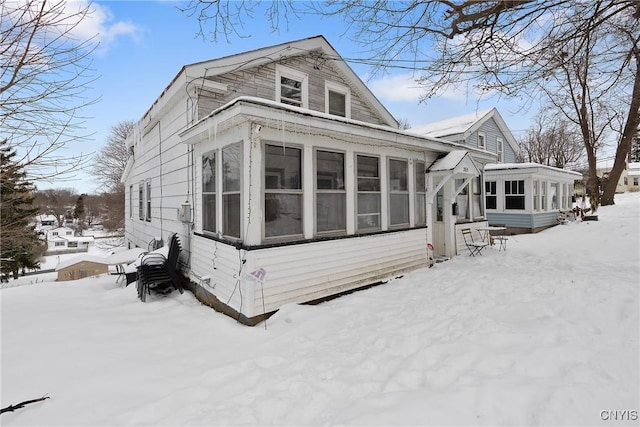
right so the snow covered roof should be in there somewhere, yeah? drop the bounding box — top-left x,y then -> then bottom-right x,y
411,109 -> 493,138
410,108 -> 519,155
485,162 -> 582,177
628,162 -> 640,176
104,248 -> 146,265
55,255 -> 108,271
427,150 -> 480,177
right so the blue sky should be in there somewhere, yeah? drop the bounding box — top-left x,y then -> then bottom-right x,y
49,1 -> 536,194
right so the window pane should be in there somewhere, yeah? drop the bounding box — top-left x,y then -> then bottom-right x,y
390,194 -> 409,225
505,196 -> 525,210
415,162 -> 425,192
223,144 -> 241,192
358,193 -> 380,215
389,159 -> 408,191
486,195 -> 497,209
202,151 -> 216,192
328,91 -> 346,117
357,156 -> 379,177
265,193 -> 302,237
358,214 -> 380,230
203,194 -> 216,232
223,194 -> 240,238
415,193 -> 426,226
317,193 -> 346,232
317,151 -> 344,190
265,145 -> 301,190
358,177 -> 380,191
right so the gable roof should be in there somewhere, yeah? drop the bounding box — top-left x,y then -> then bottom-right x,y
140,35 -> 398,131
411,108 -> 519,155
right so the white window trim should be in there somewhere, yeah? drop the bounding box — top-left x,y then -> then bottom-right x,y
314,148 -> 347,235
324,81 -> 351,119
496,137 -> 504,162
388,157 -> 409,228
145,179 -> 151,222
478,132 -> 486,149
275,65 -> 308,109
356,154 -> 381,232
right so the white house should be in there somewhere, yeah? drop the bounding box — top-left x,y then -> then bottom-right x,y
627,162 -> 640,191
44,227 -> 94,254
122,35 -> 496,324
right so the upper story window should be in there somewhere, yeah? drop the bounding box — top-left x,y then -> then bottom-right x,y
478,132 -> 486,149
276,65 -> 308,109
325,81 -> 351,118
497,137 -> 504,162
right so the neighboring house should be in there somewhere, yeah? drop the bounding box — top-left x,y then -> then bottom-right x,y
484,163 -> 582,233
44,227 -> 94,254
122,35 -> 496,325
410,108 -> 519,164
56,256 -> 108,281
596,159 -> 627,193
36,214 -> 58,228
627,162 -> 640,191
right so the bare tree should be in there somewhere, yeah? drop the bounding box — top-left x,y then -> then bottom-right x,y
518,112 -> 585,169
92,120 -> 134,192
180,0 -> 640,209
1,0 -> 98,182
33,188 -> 77,226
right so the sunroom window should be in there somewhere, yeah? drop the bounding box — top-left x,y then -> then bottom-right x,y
389,159 -> 409,227
415,161 -> 426,226
356,155 -> 380,231
222,144 -> 241,238
485,181 -> 497,210
316,150 -> 346,233
202,150 -> 216,233
265,144 -> 303,238
505,180 -> 525,210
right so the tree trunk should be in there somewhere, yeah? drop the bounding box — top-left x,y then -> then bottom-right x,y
601,48 -> 640,206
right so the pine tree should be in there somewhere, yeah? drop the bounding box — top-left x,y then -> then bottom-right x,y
0,140 -> 45,278
73,194 -> 87,235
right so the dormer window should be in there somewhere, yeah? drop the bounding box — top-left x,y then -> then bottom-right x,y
276,65 -> 308,108
325,81 -> 351,118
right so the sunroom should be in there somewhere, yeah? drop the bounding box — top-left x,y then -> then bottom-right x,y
179,97 -> 493,324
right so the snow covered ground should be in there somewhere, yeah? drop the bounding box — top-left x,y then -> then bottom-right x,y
2,193 -> 639,426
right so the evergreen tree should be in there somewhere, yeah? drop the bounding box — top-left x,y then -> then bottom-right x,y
73,194 -> 87,235
0,140 -> 44,278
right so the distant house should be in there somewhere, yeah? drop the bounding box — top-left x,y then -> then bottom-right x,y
122,35 -> 496,324
484,163 -> 582,233
410,108 -> 519,164
627,162 -> 640,191
55,256 -> 108,281
44,227 -> 94,254
36,215 -> 58,228
596,159 -> 627,193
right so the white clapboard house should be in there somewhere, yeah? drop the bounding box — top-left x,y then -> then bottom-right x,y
122,35 -> 497,324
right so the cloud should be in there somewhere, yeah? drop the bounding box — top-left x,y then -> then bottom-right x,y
63,1 -> 142,54
368,73 -> 426,103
